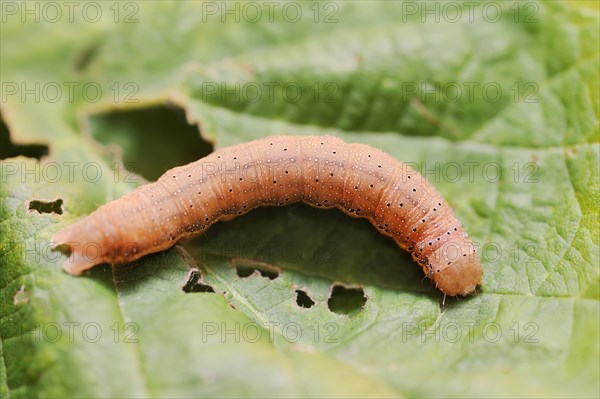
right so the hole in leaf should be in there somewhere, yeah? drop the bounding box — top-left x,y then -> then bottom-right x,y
327,284 -> 367,316
295,289 -> 315,309
182,270 -> 215,293
0,114 -> 49,160
235,264 -> 279,280
28,199 -> 63,215
89,104 -> 212,181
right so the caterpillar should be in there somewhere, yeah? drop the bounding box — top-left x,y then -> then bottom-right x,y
52,135 -> 483,296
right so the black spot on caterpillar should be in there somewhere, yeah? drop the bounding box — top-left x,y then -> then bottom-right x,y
52,135 -> 483,296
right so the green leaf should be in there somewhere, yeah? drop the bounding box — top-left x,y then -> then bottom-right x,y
1,1 -> 598,398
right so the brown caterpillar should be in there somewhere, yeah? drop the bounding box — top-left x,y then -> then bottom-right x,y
52,135 -> 482,296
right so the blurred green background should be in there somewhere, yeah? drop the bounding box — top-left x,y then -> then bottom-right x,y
1,1 -> 598,397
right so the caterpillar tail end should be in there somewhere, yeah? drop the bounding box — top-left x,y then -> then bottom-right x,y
51,225 -> 101,276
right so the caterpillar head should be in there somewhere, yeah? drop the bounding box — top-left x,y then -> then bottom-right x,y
429,243 -> 483,296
